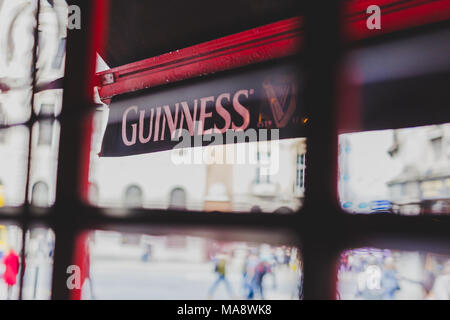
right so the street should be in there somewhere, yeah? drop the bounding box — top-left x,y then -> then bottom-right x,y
88,258 -> 299,300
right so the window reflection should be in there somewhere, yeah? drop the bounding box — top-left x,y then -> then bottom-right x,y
123,184 -> 143,208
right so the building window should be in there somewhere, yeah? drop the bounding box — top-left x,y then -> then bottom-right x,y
38,103 -> 56,117
295,153 -> 306,192
274,206 -> 294,214
250,205 -> 262,213
31,181 -> 49,207
123,184 -> 143,208
169,187 -> 187,210
256,150 -> 271,184
421,180 -> 444,199
431,137 -> 443,160
37,120 -> 55,146
391,184 -> 404,199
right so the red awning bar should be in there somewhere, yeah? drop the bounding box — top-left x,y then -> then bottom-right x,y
96,0 -> 450,102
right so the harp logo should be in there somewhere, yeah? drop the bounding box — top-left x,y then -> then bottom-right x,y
262,75 -> 297,128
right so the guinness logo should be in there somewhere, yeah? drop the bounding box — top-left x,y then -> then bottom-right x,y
262,75 -> 297,128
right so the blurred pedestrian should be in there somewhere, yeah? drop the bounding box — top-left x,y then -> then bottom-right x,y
430,260 -> 450,300
243,252 -> 259,298
141,243 -> 152,262
283,249 -> 291,266
208,254 -> 233,299
340,252 -> 350,272
242,253 -> 251,297
381,257 -> 400,299
267,250 -> 277,289
249,259 -> 271,300
3,248 -> 19,300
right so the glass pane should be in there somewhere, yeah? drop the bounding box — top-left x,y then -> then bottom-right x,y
90,1 -> 306,213
0,126 -> 29,210
82,231 -> 302,300
337,248 -> 450,300
0,0 -> 37,125
339,124 -> 450,215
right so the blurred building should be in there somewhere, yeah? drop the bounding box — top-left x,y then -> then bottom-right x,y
387,124 -> 450,214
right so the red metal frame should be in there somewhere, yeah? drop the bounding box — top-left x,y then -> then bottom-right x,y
97,17 -> 303,102
96,0 -> 450,101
